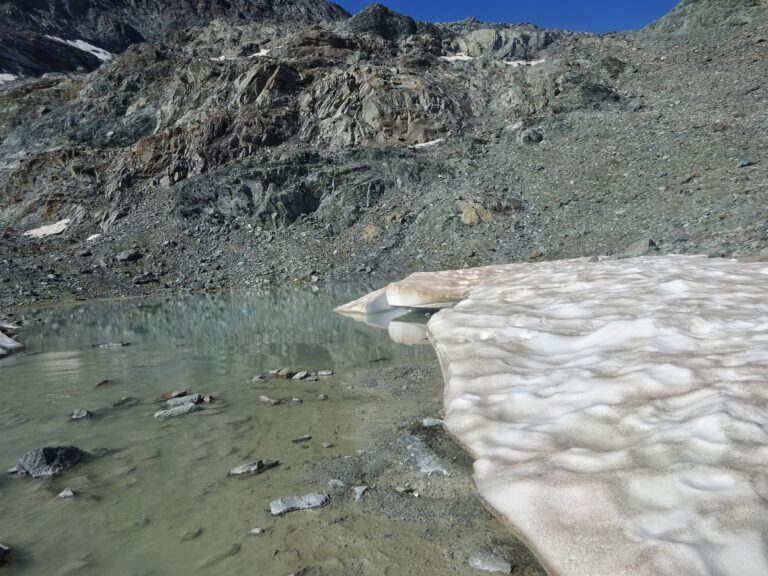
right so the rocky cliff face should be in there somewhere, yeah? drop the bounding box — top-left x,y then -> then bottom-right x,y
0,0 -> 349,75
0,1 -> 766,308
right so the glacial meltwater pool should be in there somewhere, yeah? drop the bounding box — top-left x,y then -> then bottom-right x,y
0,286 -> 544,576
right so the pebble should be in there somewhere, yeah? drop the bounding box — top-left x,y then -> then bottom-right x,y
422,417 -> 444,428
250,528 -> 265,536
181,527 -> 203,541
276,367 -> 295,379
328,479 -> 345,490
353,485 -> 369,501
292,434 -> 312,444
70,408 -> 92,421
258,395 -> 282,406
466,548 -> 512,574
292,371 -> 309,381
317,370 -> 334,377
113,396 -> 136,408
738,159 -> 756,168
321,442 -> 334,448
95,379 -> 115,387
165,394 -> 202,408
317,393 -> 329,401
57,488 -> 75,499
115,250 -> 142,263
228,459 -> 279,477
270,493 -> 331,516
289,398 -> 303,406
153,403 -> 197,420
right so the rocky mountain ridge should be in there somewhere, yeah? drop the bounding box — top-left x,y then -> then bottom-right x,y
0,0 -> 766,310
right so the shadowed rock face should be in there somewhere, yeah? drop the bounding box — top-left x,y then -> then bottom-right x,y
0,0 -> 349,75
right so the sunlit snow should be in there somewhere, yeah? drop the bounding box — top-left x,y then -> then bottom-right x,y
44,36 -> 114,61
504,58 -> 546,67
0,73 -> 17,84
339,255 -> 768,576
412,138 -> 445,149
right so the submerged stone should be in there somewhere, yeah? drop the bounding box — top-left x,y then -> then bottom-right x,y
165,394 -> 202,408
16,446 -> 85,478
270,493 -> 331,516
292,371 -> 309,380
0,543 -> 11,567
153,403 -> 197,420
57,487 -> 75,499
70,408 -> 92,420
228,459 -> 279,477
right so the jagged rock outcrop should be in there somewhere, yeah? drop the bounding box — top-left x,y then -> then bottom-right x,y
0,0 -> 349,76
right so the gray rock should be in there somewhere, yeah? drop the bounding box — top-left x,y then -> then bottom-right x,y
623,238 -> 659,257
15,446 -> 85,478
328,479 -> 346,491
270,493 -> 331,516
422,417 -> 444,428
94,342 -> 130,349
738,159 -> 757,168
517,128 -> 543,145
153,403 -> 197,420
292,371 -> 309,380
399,432 -> 449,476
292,434 -> 312,444
165,394 -> 202,408
0,543 -> 11,567
317,370 -> 334,377
115,250 -> 143,263
181,527 -> 203,541
258,395 -> 282,406
467,548 -> 512,574
353,485 -> 369,501
57,487 -> 75,499
228,459 -> 279,477
70,408 -> 92,421
249,527 -> 265,536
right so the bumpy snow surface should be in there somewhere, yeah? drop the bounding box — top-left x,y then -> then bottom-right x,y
0,73 -> 17,84
340,256 -> 768,576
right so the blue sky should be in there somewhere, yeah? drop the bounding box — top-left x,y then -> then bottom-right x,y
334,1 -> 680,33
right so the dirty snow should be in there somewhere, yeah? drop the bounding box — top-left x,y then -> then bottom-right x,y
23,219 -> 71,238
45,36 -> 114,61
412,138 -> 445,149
340,255 -> 768,576
0,73 -> 17,84
504,58 -> 546,67
440,53 -> 474,62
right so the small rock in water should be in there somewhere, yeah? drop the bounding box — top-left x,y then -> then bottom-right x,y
353,485 -> 369,501
328,479 -> 346,491
466,548 -> 512,574
113,396 -> 136,408
228,459 -> 279,477
70,408 -> 92,421
289,398 -> 303,406
154,403 -> 197,420
306,376 -> 319,382
270,493 -> 331,516
738,159 -> 756,168
317,370 -> 334,377
292,371 -> 309,381
0,543 -> 11,567
95,379 -> 115,387
292,435 -> 312,444
249,527 -> 265,536
160,389 -> 188,401
181,527 -> 203,541
321,442 -> 334,449
276,367 -> 295,379
94,341 -> 130,349
201,394 -> 215,403
422,417 -> 444,428
317,394 -> 328,401
258,395 -> 282,406
57,488 -> 75,499
165,394 -> 202,408
15,446 -> 85,478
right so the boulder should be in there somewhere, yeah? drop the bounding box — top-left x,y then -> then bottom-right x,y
13,446 -> 85,478
270,493 -> 331,516
228,459 -> 279,477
